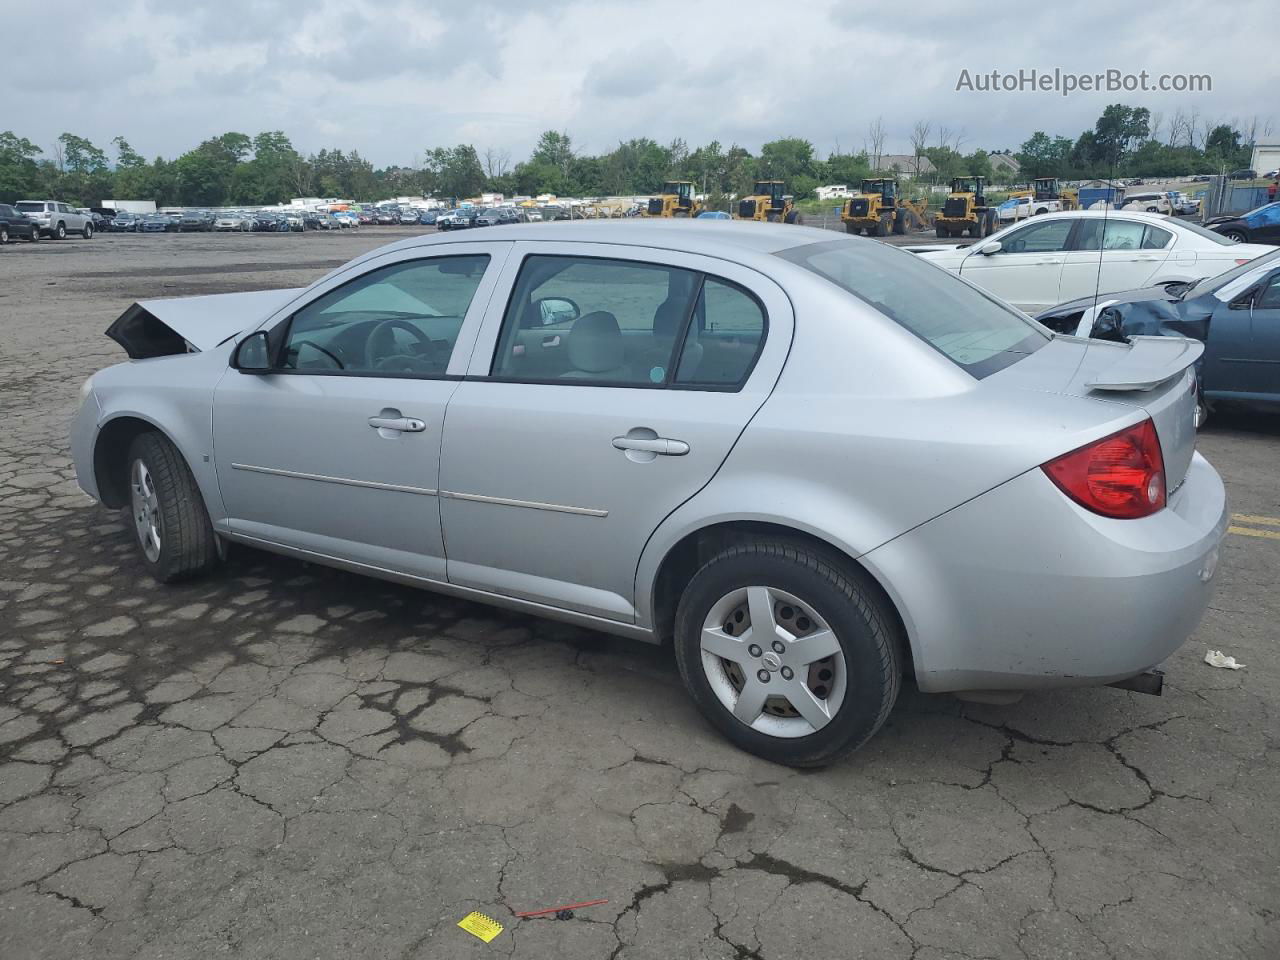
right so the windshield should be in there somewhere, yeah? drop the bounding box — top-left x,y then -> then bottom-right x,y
1196,248 -> 1280,296
777,239 -> 1048,378
1174,218 -> 1239,246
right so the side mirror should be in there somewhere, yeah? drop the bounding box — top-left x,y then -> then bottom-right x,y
1091,307 -> 1123,341
232,330 -> 272,372
1228,290 -> 1256,311
534,298 -> 580,326
979,240 -> 1002,255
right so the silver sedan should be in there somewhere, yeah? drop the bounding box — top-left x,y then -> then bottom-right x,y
71,221 -> 1227,766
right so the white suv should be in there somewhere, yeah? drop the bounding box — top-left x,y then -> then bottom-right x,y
14,200 -> 95,239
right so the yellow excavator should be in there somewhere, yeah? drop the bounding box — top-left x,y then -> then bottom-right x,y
1033,177 -> 1079,213
643,181 -> 703,218
934,176 -> 999,238
841,178 -> 910,235
733,180 -> 803,223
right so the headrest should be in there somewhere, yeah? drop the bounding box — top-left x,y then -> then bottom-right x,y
567,312 -> 624,373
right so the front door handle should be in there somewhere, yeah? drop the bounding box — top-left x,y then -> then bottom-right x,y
612,436 -> 689,456
369,416 -> 426,433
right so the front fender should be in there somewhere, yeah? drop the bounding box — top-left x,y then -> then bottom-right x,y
87,348 -> 231,520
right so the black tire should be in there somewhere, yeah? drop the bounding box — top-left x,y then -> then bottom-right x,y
874,216 -> 888,237
845,223 -> 860,235
125,432 -> 222,583
83,222 -> 93,239
55,222 -> 67,240
0,226 -> 7,244
28,228 -> 39,243
935,224 -> 947,238
1224,230 -> 1247,243
673,540 -> 902,767
892,209 -> 907,235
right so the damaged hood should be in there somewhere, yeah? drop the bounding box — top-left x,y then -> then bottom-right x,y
106,288 -> 303,359
1035,284 -> 1217,343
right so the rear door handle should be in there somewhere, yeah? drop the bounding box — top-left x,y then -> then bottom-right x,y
612,436 -> 689,456
368,416 -> 426,432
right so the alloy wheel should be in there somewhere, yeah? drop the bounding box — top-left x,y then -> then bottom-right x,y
699,585 -> 846,738
130,458 -> 162,562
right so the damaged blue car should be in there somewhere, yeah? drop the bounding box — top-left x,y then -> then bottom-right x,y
1036,249 -> 1280,422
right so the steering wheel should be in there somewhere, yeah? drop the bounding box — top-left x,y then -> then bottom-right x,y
292,339 -> 344,369
365,318 -> 435,370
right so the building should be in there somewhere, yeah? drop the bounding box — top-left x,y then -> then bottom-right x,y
872,154 -> 935,176
988,154 -> 1021,179
1250,140 -> 1280,175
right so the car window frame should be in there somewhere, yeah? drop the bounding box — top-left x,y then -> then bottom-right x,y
989,217 -> 1079,255
477,250 -> 770,393
240,242 -> 514,382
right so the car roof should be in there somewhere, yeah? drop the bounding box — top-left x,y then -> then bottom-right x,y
369,219 -> 838,259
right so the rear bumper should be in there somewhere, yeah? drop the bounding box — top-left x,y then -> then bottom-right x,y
863,451 -> 1228,693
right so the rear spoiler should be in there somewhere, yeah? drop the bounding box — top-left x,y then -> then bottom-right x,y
1085,335 -> 1203,392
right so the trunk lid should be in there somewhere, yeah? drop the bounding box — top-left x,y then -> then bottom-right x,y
106,288 -> 303,358
994,334 -> 1201,490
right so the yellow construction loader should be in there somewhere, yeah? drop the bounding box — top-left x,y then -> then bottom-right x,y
934,176 -> 999,238
643,181 -> 703,218
1033,177 -> 1079,212
733,180 -> 803,223
841,178 -> 910,235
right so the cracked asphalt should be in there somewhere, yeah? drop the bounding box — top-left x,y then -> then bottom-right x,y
2,229 -> 1278,959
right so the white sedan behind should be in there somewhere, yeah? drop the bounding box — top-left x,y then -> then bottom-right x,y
917,210 -> 1273,313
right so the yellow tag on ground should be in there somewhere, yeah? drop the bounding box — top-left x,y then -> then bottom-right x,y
457,911 -> 504,943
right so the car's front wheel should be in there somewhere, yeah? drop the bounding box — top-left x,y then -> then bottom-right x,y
0,226 -> 8,244
1223,229 -> 1247,243
83,222 -> 93,239
674,540 -> 901,767
125,432 -> 223,583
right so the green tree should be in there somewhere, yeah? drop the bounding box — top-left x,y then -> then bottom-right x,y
0,130 -> 43,202
424,145 -> 485,201
112,136 -> 146,168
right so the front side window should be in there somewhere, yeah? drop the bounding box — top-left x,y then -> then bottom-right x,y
778,239 -> 1047,378
280,254 -> 489,375
999,219 -> 1074,253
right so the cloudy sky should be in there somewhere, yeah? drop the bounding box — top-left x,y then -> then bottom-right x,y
9,0 -> 1277,166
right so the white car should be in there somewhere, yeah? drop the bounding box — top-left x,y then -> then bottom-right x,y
916,210 -> 1273,313
1122,192 -> 1173,215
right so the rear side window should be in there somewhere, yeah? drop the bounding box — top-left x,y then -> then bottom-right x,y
777,239 -> 1047,378
490,255 -> 765,388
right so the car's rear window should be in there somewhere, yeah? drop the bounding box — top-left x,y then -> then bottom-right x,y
776,238 -> 1048,378
15,202 -> 43,212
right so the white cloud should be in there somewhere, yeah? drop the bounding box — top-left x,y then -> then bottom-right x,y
6,0 -> 1276,166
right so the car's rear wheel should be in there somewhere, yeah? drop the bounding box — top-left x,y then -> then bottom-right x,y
55,222 -> 67,240
126,432 -> 223,583
674,540 -> 901,767
83,222 -> 93,239
0,226 -> 8,244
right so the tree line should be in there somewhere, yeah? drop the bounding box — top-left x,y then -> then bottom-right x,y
0,105 -> 1267,209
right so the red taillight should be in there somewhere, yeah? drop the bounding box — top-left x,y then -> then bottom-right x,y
1235,258 -> 1251,265
1042,419 -> 1166,519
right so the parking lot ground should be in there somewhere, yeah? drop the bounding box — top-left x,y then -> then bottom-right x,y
2,230 -> 1278,960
